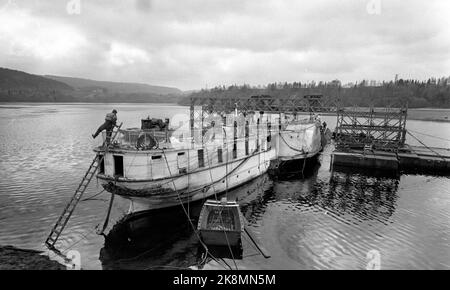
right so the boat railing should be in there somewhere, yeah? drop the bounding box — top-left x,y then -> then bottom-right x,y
101,128 -> 175,150
100,122 -> 275,151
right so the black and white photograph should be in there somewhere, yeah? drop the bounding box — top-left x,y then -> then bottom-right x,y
0,0 -> 449,276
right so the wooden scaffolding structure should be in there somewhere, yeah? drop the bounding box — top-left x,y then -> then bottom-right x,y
334,104 -> 408,152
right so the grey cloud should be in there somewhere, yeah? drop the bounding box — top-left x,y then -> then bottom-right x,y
135,0 -> 151,12
0,0 -> 448,90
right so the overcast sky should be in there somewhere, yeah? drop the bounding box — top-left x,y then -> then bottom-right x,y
0,0 -> 449,90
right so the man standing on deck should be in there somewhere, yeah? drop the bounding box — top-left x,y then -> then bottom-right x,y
92,109 -> 118,143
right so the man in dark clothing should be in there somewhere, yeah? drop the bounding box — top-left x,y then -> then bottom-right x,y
92,109 -> 118,142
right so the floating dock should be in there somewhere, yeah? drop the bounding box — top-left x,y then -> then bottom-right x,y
331,104 -> 450,176
398,145 -> 450,173
332,145 -> 450,175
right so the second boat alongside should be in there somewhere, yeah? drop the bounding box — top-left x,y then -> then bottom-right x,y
276,115 -> 323,168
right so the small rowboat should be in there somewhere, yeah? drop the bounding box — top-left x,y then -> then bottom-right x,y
197,198 -> 244,247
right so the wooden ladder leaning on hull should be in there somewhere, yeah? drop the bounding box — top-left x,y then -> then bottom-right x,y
44,123 -> 123,257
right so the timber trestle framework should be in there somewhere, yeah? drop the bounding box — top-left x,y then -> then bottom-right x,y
334,104 -> 408,152
189,94 -> 408,153
188,94 -> 337,146
190,95 -> 337,116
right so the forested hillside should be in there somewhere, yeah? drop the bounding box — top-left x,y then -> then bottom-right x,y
0,67 -> 183,103
181,78 -> 450,108
0,68 -> 75,102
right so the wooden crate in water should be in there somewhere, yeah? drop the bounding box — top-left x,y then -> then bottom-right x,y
197,198 -> 244,247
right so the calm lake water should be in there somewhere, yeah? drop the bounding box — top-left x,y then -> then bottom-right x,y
0,103 -> 449,270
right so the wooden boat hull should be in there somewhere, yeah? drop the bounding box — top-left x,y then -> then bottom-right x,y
97,148 -> 275,212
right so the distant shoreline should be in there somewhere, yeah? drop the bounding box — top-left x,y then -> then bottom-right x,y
317,109 -> 450,123
410,108 -> 450,111
1,102 -> 449,122
0,101 -> 181,106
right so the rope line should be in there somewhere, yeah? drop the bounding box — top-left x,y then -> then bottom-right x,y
407,128 -> 450,142
161,148 -> 230,270
204,140 -> 238,270
80,189 -> 106,202
406,130 -> 447,161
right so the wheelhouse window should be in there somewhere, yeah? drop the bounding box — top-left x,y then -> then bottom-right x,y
233,121 -> 238,159
245,121 -> 249,156
198,149 -> 205,168
98,154 -> 105,174
113,155 -> 124,177
177,152 -> 187,174
256,118 -> 260,151
217,148 -> 223,163
267,122 -> 272,143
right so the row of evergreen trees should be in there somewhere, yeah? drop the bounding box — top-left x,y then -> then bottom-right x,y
185,77 -> 450,108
